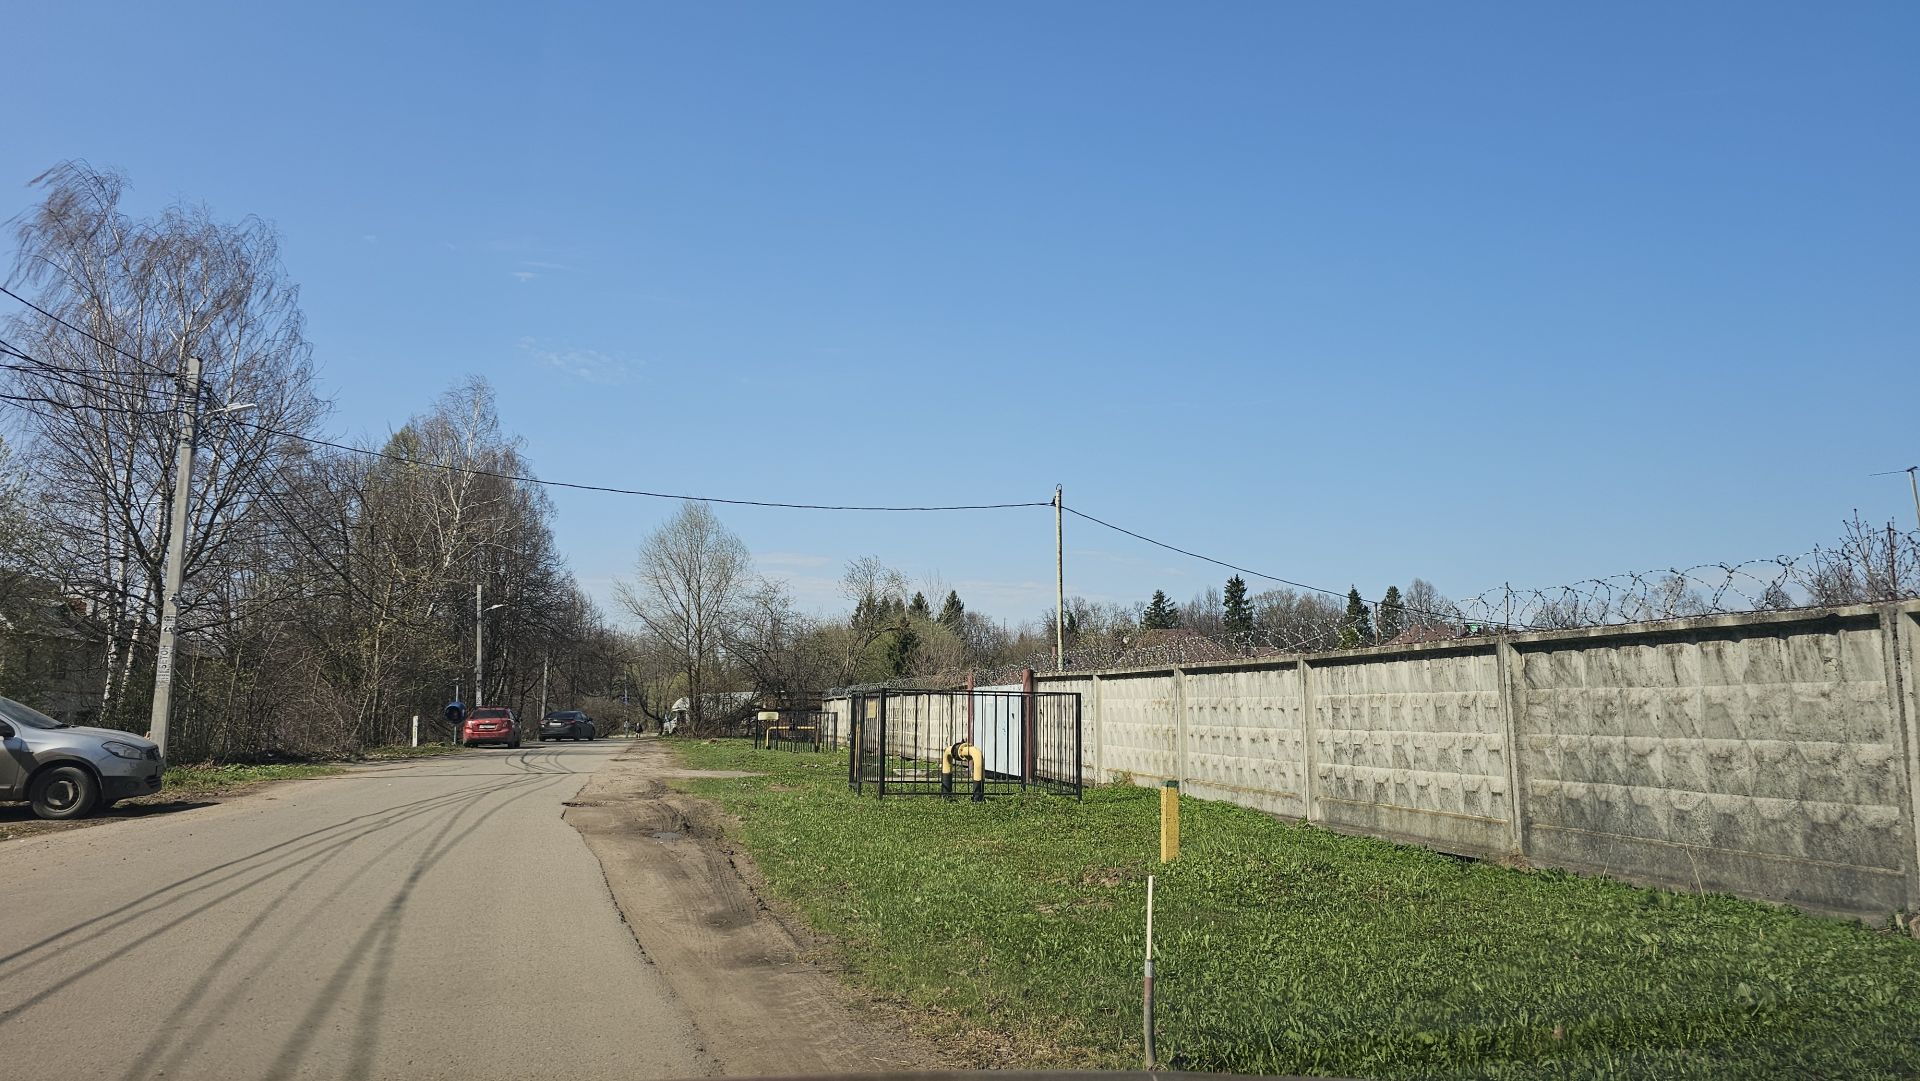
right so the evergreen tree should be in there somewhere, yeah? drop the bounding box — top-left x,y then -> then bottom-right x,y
937,590 -> 965,630
1142,590 -> 1180,630
1338,587 -> 1374,648
1222,575 -> 1254,637
884,623 -> 921,676
1378,585 -> 1404,644
907,591 -> 930,619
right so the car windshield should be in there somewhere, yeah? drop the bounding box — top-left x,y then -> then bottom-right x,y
0,694 -> 66,729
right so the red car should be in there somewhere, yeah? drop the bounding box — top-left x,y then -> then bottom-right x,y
461,706 -> 521,748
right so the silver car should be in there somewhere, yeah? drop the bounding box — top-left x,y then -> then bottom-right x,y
0,695 -> 164,819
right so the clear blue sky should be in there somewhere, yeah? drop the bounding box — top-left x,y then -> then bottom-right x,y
6,2 -> 1916,622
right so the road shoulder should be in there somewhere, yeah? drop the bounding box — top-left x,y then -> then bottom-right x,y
564,738 -> 940,1077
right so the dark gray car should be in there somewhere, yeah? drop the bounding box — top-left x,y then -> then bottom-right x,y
539,710 -> 596,741
0,694 -> 164,819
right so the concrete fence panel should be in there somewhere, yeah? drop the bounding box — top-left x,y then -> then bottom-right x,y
1513,612 -> 1917,918
1182,664 -> 1308,819
1309,646 -> 1513,859
1091,672 -> 1180,783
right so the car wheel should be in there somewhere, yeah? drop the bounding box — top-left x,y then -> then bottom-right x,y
29,764 -> 100,820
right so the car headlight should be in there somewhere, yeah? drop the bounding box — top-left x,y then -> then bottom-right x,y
102,740 -> 148,760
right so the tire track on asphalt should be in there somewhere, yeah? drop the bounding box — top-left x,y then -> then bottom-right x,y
260,772 -> 573,1081
0,772 -> 554,1004
0,776 -> 530,971
115,771 -> 543,1081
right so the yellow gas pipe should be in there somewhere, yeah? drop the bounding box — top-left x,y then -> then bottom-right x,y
940,741 -> 986,802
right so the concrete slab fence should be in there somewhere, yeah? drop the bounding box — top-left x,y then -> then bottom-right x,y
815,602 -> 1917,919
1024,601 -> 1919,921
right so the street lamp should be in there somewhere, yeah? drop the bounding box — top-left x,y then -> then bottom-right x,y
146,352 -> 257,760
475,585 -> 507,708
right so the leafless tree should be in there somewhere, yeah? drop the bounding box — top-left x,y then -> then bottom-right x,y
616,502 -> 749,733
1799,514 -> 1919,606
1181,585 -> 1225,637
1402,577 -> 1458,628
4,161 -> 325,729
724,577 -> 838,694
1250,588 -> 1348,651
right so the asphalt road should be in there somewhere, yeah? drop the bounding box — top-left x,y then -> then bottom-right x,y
0,741 -> 713,1081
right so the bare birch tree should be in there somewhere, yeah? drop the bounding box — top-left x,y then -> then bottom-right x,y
3,161 -> 324,729
616,502 -> 748,733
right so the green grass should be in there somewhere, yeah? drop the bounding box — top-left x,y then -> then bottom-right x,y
158,742 -> 469,791
161,762 -> 344,794
672,739 -> 1920,1080
356,742 -> 473,760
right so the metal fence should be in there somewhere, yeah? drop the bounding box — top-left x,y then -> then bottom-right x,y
849,689 -> 1081,799
758,709 -> 834,752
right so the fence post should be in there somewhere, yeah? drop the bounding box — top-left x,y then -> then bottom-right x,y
1495,638 -> 1529,862
1091,673 -> 1106,785
1882,603 -> 1920,912
1300,658 -> 1319,824
1171,667 -> 1189,785
1022,668 -> 1037,782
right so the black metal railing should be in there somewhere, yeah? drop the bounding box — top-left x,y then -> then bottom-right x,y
759,709 -> 833,752
848,689 -> 1081,799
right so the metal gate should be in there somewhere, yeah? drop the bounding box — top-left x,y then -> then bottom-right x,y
848,688 -> 1081,799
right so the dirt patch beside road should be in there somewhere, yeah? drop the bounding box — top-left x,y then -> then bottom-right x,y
564,738 -> 937,1076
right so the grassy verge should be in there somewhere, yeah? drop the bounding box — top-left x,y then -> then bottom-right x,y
672,739 -> 1920,1080
357,742 -> 472,760
161,762 -> 345,794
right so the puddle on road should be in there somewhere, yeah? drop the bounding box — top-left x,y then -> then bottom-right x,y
650,830 -> 687,842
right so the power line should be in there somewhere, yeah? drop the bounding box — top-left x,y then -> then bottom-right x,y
0,367 -> 1047,510
0,285 -> 180,377
229,416 -> 1052,511
1061,503 -> 1485,626
0,338 -> 180,400
0,391 -> 177,418
1060,505 -> 1350,601
6,288 -> 1042,512
0,357 -> 176,404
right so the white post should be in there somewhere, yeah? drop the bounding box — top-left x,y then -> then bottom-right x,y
147,354 -> 203,762
411,714 -> 419,748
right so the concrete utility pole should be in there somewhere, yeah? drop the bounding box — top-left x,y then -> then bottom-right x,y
147,355 -> 203,761
474,583 -> 484,708
538,653 -> 549,723
475,586 -> 507,709
1054,485 -> 1066,672
1908,467 -> 1920,533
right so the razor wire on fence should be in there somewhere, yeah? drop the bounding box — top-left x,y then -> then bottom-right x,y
967,522 -> 1920,682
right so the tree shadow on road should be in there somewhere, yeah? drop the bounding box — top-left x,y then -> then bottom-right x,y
0,797 -> 217,840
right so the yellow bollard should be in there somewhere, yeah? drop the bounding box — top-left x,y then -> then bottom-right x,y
1160,780 -> 1180,862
